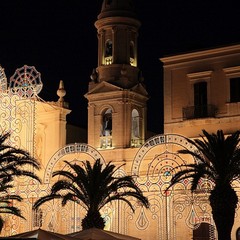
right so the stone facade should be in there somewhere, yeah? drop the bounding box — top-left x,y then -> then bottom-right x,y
1,1 -> 240,240
162,44 -> 240,138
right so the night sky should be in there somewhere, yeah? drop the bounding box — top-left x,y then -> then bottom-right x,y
1,1 -> 240,134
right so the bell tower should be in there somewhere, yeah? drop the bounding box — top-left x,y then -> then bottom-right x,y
85,0 -> 148,149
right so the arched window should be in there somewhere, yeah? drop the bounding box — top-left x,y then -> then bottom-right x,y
130,41 -> 135,66
105,40 -> 112,57
101,108 -> 112,137
131,109 -> 141,147
130,41 -> 134,59
104,40 -> 113,65
100,108 -> 112,148
132,109 -> 139,138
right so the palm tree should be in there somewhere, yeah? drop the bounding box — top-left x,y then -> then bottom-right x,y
0,132 -> 41,232
33,159 -> 149,230
167,130 -> 240,240
0,179 -> 24,232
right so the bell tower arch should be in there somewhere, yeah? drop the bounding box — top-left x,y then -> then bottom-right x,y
85,0 -> 148,149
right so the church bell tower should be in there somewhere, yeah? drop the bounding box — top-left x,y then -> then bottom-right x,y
85,0 -> 148,149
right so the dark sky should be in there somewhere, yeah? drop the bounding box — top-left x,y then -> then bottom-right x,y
1,1 -> 240,134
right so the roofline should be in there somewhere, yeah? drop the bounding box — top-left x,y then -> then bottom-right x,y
160,43 -> 240,66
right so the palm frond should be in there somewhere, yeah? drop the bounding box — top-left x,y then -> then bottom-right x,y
0,132 -> 41,232
168,130 -> 240,194
33,158 -> 149,230
33,194 -> 62,209
0,205 -> 25,219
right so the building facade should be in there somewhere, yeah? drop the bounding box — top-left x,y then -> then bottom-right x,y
162,44 -> 240,138
1,0 -> 240,239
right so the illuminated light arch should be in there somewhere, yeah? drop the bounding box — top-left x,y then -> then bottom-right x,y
131,134 -> 216,239
132,134 -> 197,177
0,65 -> 7,93
44,143 -> 105,183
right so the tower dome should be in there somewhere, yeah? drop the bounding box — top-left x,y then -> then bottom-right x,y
98,0 -> 137,19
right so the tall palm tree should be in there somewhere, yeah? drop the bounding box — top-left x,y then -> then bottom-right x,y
33,159 -> 149,230
167,130 -> 240,240
0,132 -> 41,232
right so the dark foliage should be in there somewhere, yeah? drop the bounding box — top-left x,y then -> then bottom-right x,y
0,132 -> 40,233
167,130 -> 240,240
33,159 -> 149,229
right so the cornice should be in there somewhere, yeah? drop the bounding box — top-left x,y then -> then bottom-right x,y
160,44 -> 240,66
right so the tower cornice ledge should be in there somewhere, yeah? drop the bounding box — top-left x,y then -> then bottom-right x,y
95,16 -> 141,30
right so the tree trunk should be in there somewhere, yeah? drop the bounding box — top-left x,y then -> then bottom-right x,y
81,210 -> 105,230
209,185 -> 238,240
0,217 -> 3,233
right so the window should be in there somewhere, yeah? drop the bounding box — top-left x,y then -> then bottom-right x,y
132,109 -> 139,138
130,42 -> 134,59
183,79 -> 216,119
102,109 -> 112,136
131,109 -> 142,147
223,66 -> 240,103
104,40 -> 113,65
183,71 -> 216,119
194,82 -> 207,106
130,41 -> 136,66
100,108 -> 112,148
230,77 -> 240,102
194,82 -> 208,118
105,40 -> 112,57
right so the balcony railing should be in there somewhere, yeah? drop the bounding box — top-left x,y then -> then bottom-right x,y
131,138 -> 144,147
104,56 -> 112,65
182,104 -> 217,120
100,136 -> 112,149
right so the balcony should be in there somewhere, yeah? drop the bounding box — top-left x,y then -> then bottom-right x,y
182,105 -> 217,120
